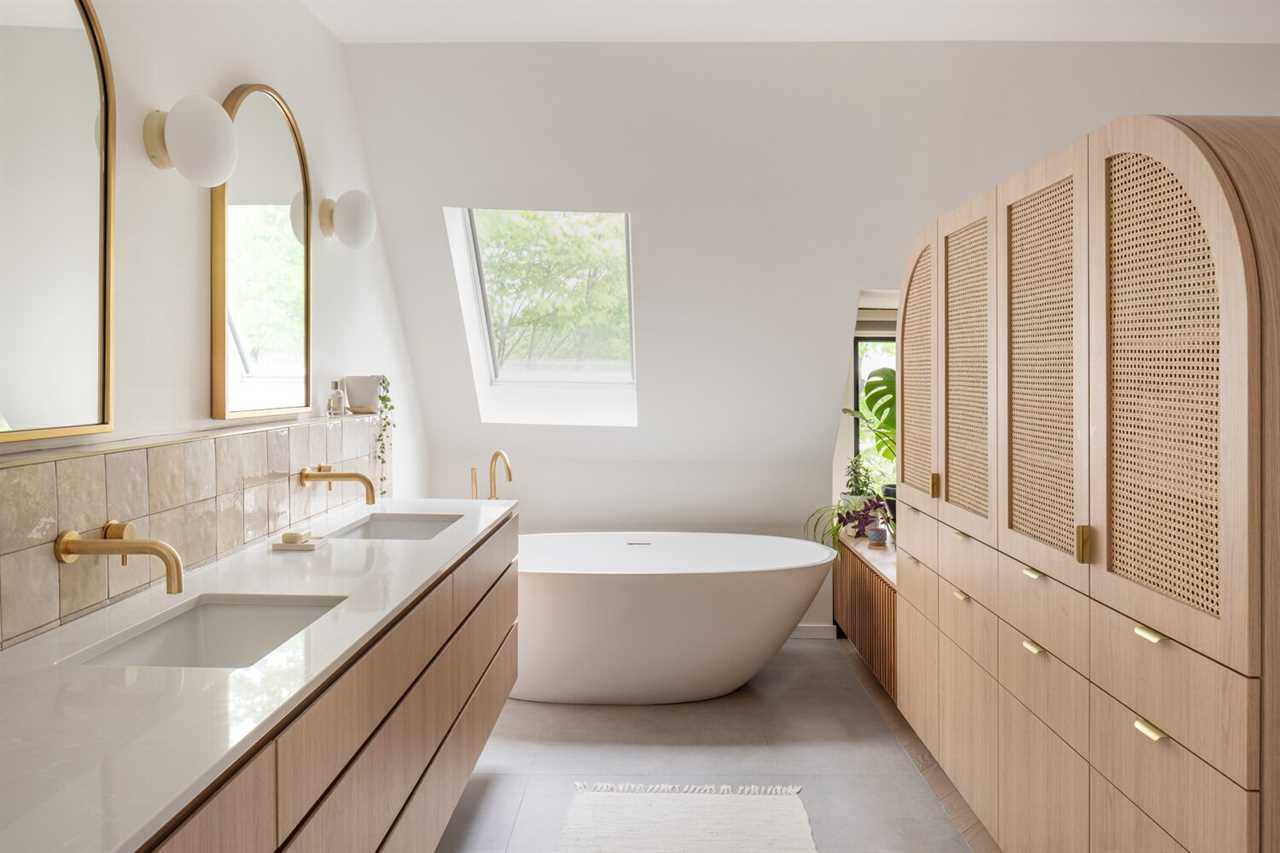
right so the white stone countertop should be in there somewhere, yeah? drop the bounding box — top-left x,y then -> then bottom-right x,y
0,497 -> 517,853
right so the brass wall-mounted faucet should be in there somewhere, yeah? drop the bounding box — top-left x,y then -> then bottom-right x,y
488,450 -> 513,499
55,521 -> 184,594
299,465 -> 376,505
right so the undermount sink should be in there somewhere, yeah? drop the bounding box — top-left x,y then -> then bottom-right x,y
73,594 -> 345,669
331,513 -> 462,541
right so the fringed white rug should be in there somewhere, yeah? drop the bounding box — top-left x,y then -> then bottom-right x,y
558,784 -> 818,852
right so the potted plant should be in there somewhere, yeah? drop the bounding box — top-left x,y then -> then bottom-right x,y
844,366 -> 898,520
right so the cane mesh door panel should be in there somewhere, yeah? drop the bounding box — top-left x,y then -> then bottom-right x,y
1105,151 -> 1221,617
1008,177 -> 1077,556
901,246 -> 935,498
944,220 -> 991,519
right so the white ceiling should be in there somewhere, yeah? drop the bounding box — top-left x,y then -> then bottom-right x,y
301,0 -> 1280,44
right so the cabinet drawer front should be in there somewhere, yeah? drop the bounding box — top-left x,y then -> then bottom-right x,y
997,620 -> 1088,755
997,688 -> 1089,853
895,598 -> 939,756
937,576 -> 997,675
453,515 -> 518,627
995,553 -> 1089,675
896,502 -> 938,569
937,523 -> 996,608
1088,686 -> 1257,853
453,565 -> 519,703
897,549 -> 938,623
157,744 -> 277,853
382,626 -> 518,853
1089,600 -> 1258,789
938,634 -> 998,835
1090,769 -> 1186,853
276,574 -> 455,841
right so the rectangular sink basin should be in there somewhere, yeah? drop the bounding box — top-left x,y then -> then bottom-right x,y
75,594 -> 345,669
331,513 -> 462,541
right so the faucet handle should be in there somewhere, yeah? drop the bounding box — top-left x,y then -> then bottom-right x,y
104,520 -> 137,565
317,463 -> 335,490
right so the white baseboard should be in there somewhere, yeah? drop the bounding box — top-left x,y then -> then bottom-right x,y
790,624 -> 838,640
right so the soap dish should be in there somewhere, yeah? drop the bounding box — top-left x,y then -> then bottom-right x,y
272,538 -> 325,553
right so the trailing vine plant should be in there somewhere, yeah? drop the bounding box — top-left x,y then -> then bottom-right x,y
374,375 -> 396,496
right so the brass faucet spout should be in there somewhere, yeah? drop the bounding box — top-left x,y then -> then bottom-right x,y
299,465 -> 376,505
488,450 -> 513,500
54,521 -> 185,594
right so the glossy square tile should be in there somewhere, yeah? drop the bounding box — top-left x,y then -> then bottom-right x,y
184,439 -> 216,504
327,420 -> 343,463
56,455 -> 107,534
147,444 -> 186,514
289,477 -> 313,524
242,431 -> 268,487
58,529 -> 107,619
147,507 -> 187,582
244,484 -> 269,542
108,516 -> 151,597
309,423 -> 327,467
289,425 -> 310,474
215,435 -> 243,495
0,463 -> 57,556
186,498 -> 218,566
105,450 -> 149,523
268,480 -> 290,534
217,491 -> 244,553
267,429 -> 290,480
0,542 -> 60,640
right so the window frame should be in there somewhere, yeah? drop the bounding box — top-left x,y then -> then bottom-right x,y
463,207 -> 638,387
853,334 -> 895,459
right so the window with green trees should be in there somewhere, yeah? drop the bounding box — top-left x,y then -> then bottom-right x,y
468,208 -> 634,384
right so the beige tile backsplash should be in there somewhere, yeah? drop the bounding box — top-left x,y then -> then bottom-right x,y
0,416 -> 382,648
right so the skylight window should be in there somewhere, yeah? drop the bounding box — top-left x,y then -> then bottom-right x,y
444,207 -> 638,426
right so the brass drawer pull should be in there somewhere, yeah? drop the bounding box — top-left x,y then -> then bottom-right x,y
930,473 -> 941,498
1133,624 -> 1166,644
1134,717 -> 1167,743
1021,567 -> 1042,581
952,589 -> 970,603
1021,639 -> 1043,655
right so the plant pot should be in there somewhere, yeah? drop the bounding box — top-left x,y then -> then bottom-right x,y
344,375 -> 382,414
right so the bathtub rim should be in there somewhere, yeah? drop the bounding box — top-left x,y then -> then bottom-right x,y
516,530 -> 837,576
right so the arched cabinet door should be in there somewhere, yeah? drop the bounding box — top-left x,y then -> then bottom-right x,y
995,141 -> 1090,592
937,193 -> 999,545
1087,115 -> 1260,675
896,224 -> 940,517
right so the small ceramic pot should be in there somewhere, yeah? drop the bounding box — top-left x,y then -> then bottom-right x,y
866,523 -> 888,548
344,375 -> 382,414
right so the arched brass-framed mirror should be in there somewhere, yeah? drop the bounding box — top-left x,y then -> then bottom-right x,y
0,0 -> 116,442
211,84 -> 312,419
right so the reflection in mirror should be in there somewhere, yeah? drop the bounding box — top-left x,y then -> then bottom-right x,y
216,86 -> 309,417
0,0 -> 110,438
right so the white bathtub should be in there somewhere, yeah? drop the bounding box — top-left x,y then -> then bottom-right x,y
511,532 -> 836,704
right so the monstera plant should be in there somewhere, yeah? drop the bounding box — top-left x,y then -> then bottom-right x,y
844,366 -> 896,462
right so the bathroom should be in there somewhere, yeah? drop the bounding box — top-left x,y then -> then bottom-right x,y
2,1 -> 1280,851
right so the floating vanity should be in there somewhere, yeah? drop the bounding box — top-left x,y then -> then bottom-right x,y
0,498 -> 518,853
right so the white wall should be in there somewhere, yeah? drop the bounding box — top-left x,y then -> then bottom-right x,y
0,0 -> 429,497
346,41 -> 1280,632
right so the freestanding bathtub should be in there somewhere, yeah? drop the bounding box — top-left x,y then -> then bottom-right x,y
511,532 -> 836,704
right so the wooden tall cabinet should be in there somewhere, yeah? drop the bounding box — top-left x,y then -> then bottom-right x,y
892,114 -> 1280,853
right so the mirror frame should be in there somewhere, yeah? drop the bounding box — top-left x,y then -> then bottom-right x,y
210,83 -> 313,420
2,0 -> 116,444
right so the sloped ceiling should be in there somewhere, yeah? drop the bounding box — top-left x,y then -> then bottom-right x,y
305,0 -> 1280,44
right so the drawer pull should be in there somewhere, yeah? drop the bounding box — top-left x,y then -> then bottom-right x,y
1133,717 -> 1167,743
1021,567 -> 1042,581
1133,624 -> 1166,644
952,589 -> 970,602
1021,639 -> 1043,655
930,473 -> 941,498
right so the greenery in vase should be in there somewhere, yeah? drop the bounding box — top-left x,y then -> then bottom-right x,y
374,375 -> 395,497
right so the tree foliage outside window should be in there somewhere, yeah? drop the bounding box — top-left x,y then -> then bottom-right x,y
854,339 -> 896,488
470,209 -> 634,383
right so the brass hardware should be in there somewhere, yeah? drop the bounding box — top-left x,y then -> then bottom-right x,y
1133,717 -> 1167,743
1021,567 -> 1042,581
319,198 -> 337,236
1021,639 -> 1043,655
952,589 -> 969,602
930,473 -> 941,498
1074,525 -> 1090,563
2,0 -> 116,444
1133,623 -> 1166,644
299,466 -> 376,505
470,467 -> 479,499
211,83 -> 312,420
55,521 -> 184,594
488,450 -> 513,500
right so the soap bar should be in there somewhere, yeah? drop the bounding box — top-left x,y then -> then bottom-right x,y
282,530 -> 311,545
273,541 -> 319,553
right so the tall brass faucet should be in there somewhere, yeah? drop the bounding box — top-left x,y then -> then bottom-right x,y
299,465 -> 377,505
55,521 -> 184,594
488,450 -> 513,499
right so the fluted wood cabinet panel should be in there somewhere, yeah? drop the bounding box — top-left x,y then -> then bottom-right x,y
896,597 -> 939,756
937,634 -> 998,836
897,226 -> 940,515
937,193 -> 998,544
997,688 -> 1089,853
996,140 -> 1091,590
1088,116 -> 1259,676
837,541 -> 897,699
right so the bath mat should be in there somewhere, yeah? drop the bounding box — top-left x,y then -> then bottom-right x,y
559,783 -> 818,852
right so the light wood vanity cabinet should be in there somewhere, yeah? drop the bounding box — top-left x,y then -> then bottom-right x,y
937,633 -> 998,836
895,597 -> 939,757
893,115 -> 1280,851
149,515 -> 519,853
